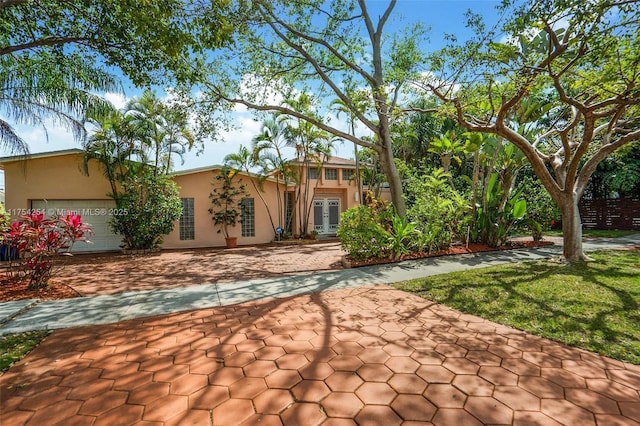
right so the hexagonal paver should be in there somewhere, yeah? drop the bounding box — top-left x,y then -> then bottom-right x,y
566,388 -> 621,414
391,394 -> 437,422
388,373 -> 428,394
493,385 -> 541,411
416,365 -> 454,383
464,396 -> 513,424
432,407 -> 483,426
424,384 -> 467,408
265,369 -> 302,389
355,382 -> 397,405
355,405 -> 402,425
452,375 -> 494,396
280,402 -> 326,425
209,367 -> 244,386
357,364 -> 394,382
321,392 -> 364,418
276,353 -> 308,370
541,398 -> 598,426
292,379 -> 331,402
143,394 -> 188,422
211,398 -> 255,425
4,285 -> 640,426
329,355 -> 363,372
298,362 -> 334,380
128,381 -> 170,405
229,377 -> 268,399
170,373 -> 208,395
243,360 -> 278,378
189,385 -> 229,410
325,371 -> 364,392
253,388 -> 294,414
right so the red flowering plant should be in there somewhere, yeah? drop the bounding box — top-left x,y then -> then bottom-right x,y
2,212 -> 92,289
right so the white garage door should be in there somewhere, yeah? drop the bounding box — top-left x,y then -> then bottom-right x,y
31,200 -> 122,252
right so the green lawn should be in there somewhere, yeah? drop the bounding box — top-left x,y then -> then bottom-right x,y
394,249 -> 640,364
0,331 -> 50,374
545,229 -> 639,238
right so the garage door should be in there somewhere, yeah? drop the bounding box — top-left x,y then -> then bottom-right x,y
31,200 -> 122,252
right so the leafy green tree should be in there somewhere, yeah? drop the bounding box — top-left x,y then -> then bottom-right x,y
110,169 -> 182,250
1,0 -> 231,154
426,0 -> 640,262
192,0 -> 428,216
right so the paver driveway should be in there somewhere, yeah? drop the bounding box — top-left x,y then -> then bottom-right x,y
57,241 -> 345,296
2,286 -> 639,425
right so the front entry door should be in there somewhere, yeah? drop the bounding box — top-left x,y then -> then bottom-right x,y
313,198 -> 340,235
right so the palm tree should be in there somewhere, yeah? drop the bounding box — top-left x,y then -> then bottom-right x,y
82,109 -> 141,197
252,116 -> 293,231
125,90 -> 194,174
0,51 -> 118,155
225,145 -> 278,235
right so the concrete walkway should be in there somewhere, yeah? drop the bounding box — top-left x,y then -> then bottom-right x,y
1,234 -> 639,335
1,235 -> 639,426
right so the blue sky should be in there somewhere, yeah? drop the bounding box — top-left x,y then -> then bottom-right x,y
0,0 -> 503,189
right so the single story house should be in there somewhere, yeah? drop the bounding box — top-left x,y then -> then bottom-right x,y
0,149 -> 374,252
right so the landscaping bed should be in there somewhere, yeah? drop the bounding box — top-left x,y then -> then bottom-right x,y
343,239 -> 554,268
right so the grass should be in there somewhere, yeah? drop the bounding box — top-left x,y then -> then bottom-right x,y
394,249 -> 640,364
0,330 -> 50,374
544,229 -> 639,238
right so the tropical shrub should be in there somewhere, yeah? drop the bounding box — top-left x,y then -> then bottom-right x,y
337,195 -> 393,262
405,168 -> 468,253
389,214 -> 417,260
473,172 -> 527,247
110,169 -> 182,250
518,174 -> 560,241
2,212 -> 91,288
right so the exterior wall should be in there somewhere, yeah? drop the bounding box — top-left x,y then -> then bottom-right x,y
3,153 -> 114,218
290,166 -> 361,235
164,170 -> 283,248
3,152 -> 362,250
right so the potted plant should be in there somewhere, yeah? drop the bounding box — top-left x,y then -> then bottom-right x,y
209,167 -> 249,248
308,229 -> 318,240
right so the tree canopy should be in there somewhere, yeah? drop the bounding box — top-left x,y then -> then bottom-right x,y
0,0 -> 232,154
190,0 -> 429,215
422,0 -> 640,261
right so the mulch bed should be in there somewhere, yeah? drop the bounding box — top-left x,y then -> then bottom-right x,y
344,240 -> 555,268
0,278 -> 82,302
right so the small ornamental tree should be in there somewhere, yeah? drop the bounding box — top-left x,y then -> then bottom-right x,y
2,212 -> 92,288
209,167 -> 249,240
109,168 -> 182,250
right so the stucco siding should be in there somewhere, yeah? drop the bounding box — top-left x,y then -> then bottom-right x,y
3,153 -> 114,217
164,170 -> 283,248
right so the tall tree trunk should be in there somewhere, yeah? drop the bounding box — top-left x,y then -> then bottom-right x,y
377,138 -> 406,216
560,194 -> 589,262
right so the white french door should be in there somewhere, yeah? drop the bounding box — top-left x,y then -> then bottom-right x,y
313,198 -> 340,235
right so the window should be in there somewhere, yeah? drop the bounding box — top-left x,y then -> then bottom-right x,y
342,169 -> 354,181
179,198 -> 195,240
308,167 -> 319,179
241,197 -> 255,237
325,168 -> 337,180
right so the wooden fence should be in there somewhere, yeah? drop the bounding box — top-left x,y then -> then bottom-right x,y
579,198 -> 640,230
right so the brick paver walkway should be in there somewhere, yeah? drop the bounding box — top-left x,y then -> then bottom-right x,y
2,286 -> 639,425
57,241 -> 345,296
